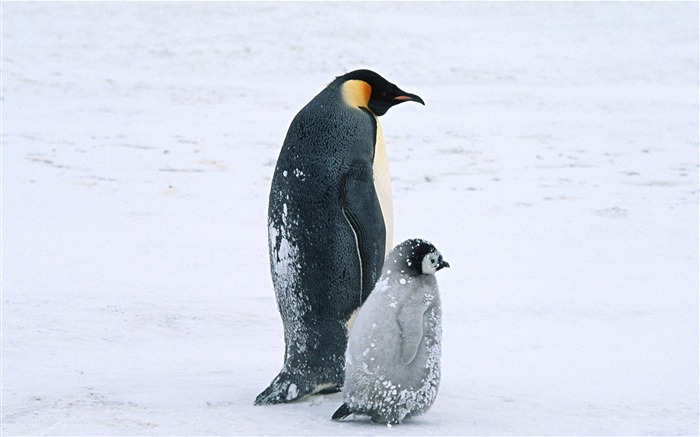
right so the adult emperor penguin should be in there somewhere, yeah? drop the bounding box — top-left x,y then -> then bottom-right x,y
332,239 -> 449,425
255,70 -> 424,405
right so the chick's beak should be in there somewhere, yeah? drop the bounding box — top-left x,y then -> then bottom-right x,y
437,259 -> 450,271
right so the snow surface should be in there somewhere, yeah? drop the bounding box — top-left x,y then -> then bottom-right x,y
2,2 -> 698,435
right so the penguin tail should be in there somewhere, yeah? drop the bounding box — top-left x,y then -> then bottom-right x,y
331,403 -> 353,421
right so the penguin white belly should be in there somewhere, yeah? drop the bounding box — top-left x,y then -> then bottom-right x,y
372,119 -> 393,255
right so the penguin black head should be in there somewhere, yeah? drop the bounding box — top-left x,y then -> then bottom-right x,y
337,69 -> 425,116
389,238 -> 450,277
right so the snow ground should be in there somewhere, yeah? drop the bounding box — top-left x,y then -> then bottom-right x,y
2,2 -> 698,435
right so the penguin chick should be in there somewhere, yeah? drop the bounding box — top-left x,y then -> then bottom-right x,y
332,239 -> 449,425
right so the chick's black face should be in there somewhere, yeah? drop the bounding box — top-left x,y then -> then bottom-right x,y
339,69 -> 425,116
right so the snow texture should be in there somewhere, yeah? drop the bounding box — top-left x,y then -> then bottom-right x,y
268,204 -> 307,356
2,2 -> 699,435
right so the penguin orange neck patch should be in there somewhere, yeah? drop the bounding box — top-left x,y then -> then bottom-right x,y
341,80 -> 372,110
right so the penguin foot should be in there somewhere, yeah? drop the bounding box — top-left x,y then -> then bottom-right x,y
331,403 -> 353,421
255,374 -> 304,405
256,372 -> 340,405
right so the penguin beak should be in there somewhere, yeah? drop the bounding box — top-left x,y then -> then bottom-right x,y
393,92 -> 425,106
437,259 -> 450,271
369,87 -> 424,116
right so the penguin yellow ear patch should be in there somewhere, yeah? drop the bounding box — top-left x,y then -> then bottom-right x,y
342,80 -> 372,110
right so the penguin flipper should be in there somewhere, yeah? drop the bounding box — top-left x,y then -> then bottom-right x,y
331,403 -> 353,421
398,306 -> 426,365
340,162 -> 386,302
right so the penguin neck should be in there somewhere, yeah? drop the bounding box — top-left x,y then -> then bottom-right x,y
341,80 -> 372,110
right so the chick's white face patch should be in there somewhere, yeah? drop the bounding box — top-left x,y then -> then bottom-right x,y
421,251 -> 442,275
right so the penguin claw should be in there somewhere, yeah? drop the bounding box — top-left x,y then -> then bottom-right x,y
254,388 -> 296,405
254,387 -> 283,405
254,375 -> 300,405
